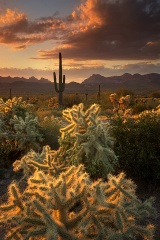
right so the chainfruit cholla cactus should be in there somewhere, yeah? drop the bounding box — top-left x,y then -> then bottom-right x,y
0,101 -> 157,239
109,93 -> 132,115
9,112 -> 43,151
13,145 -> 66,181
0,112 -> 43,152
0,97 -> 43,167
0,97 -> 26,113
56,103 -> 117,178
0,165 -> 156,240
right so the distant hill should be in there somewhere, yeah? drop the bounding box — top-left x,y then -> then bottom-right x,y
0,76 -> 54,97
0,73 -> 159,97
0,76 -> 50,84
82,73 -> 160,94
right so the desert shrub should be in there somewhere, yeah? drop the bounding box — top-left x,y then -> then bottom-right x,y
50,108 -> 63,117
0,165 -> 156,240
96,92 -> 113,111
116,88 -> 134,98
63,93 -> 82,108
31,95 -> 49,111
132,103 -> 149,114
0,97 -> 43,168
38,116 -> 62,150
56,103 -> 118,179
132,97 -> 160,114
37,108 -> 62,119
110,109 -> 160,185
149,90 -> 160,98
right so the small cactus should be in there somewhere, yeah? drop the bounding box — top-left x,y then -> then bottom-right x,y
97,84 -> 101,103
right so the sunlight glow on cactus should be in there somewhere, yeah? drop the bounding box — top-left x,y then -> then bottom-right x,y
57,103 -> 117,178
13,145 -> 66,180
0,97 -> 26,113
0,165 -> 156,240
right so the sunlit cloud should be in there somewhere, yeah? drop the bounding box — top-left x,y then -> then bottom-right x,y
0,8 -> 66,49
70,0 -> 103,33
0,8 -> 24,25
0,0 -> 160,78
34,0 -> 160,61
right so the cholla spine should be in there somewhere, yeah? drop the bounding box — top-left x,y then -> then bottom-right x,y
0,165 -> 155,240
0,97 -> 26,113
0,97 -> 43,168
109,93 -> 131,115
0,102 -> 157,239
13,145 -> 66,180
58,103 -> 117,178
9,112 -> 43,151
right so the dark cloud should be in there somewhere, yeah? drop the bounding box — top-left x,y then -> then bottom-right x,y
1,0 -> 160,61
38,0 -> 160,60
119,61 -> 160,74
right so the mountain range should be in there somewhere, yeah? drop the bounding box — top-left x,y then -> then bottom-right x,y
0,73 -> 159,97
82,73 -> 160,93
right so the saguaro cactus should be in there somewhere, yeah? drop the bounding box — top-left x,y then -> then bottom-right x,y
53,52 -> 65,107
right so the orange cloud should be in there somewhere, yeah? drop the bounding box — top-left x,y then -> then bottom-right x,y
0,8 -> 25,25
36,0 -> 160,61
147,41 -> 160,46
0,8 -> 66,49
70,0 -> 104,34
1,0 -> 160,61
0,0 -> 104,49
77,0 -> 104,25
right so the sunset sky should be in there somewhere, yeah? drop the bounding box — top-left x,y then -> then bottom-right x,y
0,0 -> 160,83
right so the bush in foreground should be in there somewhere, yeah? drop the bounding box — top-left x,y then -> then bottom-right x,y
0,165 -> 156,240
110,107 -> 160,185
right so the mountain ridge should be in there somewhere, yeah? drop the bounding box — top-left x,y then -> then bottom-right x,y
81,73 -> 160,93
0,73 -> 159,96
82,73 -> 160,84
0,76 -> 50,84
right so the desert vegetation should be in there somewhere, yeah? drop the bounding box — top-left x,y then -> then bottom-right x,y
0,91 -> 159,239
